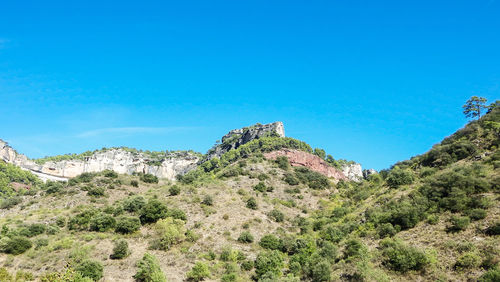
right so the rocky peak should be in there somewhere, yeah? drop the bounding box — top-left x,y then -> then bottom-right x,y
206,122 -> 285,160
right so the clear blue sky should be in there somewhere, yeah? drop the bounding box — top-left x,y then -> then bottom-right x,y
0,1 -> 499,170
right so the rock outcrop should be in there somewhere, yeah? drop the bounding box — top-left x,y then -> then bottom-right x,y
363,168 -> 377,179
263,149 -> 363,182
0,139 -> 199,181
205,122 -> 285,160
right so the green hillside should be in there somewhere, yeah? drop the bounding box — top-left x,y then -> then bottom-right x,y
0,103 -> 498,281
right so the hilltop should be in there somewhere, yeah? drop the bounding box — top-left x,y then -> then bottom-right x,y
0,106 -> 498,282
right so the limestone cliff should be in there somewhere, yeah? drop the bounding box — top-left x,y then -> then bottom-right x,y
0,139 -> 199,181
205,122 -> 285,160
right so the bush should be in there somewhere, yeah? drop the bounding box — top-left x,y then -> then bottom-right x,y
268,209 -> 284,222
310,260 -> 332,282
87,186 -> 105,197
139,199 -> 168,224
283,173 -> 299,186
186,262 -> 210,281
0,197 -> 22,209
276,156 -> 291,170
467,208 -> 487,221
103,170 -> 118,178
123,195 -> 146,213
202,195 -> 214,206
130,180 -> 139,187
110,239 -> 129,259
237,231 -> 254,243
259,234 -> 282,250
169,185 -> 181,196
134,253 -> 167,282
25,223 -> 47,237
246,197 -> 258,210
69,209 -> 98,230
380,239 -> 428,273
386,167 -> 415,188
44,181 -> 64,194
427,214 -> 439,225
485,222 -> 500,235
479,268 -> 500,282
344,239 -> 366,260
447,216 -> 470,232
115,216 -> 141,234
454,252 -> 481,270
89,213 -> 116,232
241,260 -> 254,271
167,208 -> 187,221
0,236 -> 32,255
152,217 -> 185,251
140,173 -> 159,184
294,167 -> 331,190
377,223 -> 397,238
75,260 -> 103,281
253,182 -> 268,193
254,250 -> 284,279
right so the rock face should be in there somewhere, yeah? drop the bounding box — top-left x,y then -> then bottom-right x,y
205,122 -> 285,160
263,149 -> 363,182
363,168 -> 377,179
0,139 -> 199,181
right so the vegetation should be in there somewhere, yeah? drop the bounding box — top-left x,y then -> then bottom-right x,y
134,253 -> 167,282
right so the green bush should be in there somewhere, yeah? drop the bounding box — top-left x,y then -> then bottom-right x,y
467,209 -> 487,221
115,216 -> 141,234
344,239 -> 366,260
110,239 -> 129,259
139,199 -> 168,224
0,236 -> 32,255
44,181 -> 64,194
134,253 -> 167,282
283,173 -> 299,185
479,268 -> 500,282
254,250 -> 284,279
268,209 -> 284,222
246,197 -> 258,210
386,167 -> 415,188
0,197 -> 22,209
102,170 -> 118,178
447,216 -> 470,232
485,222 -> 500,235
454,252 -> 481,270
123,195 -> 146,213
140,173 -> 159,184
380,239 -> 428,273
237,231 -> 254,243
152,217 -> 185,251
427,214 -> 439,225
294,167 -> 331,190
276,156 -> 290,170
130,180 -> 139,187
241,260 -> 254,271
169,185 -> 181,196
202,195 -> 214,206
75,260 -> 103,281
254,182 -> 268,193
89,213 -> 116,232
186,262 -> 210,281
167,208 -> 187,221
68,209 -> 98,230
259,234 -> 282,250
87,186 -> 105,197
310,260 -> 331,282
377,223 -> 397,238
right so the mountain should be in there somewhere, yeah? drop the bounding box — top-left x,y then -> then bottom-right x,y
0,106 -> 498,282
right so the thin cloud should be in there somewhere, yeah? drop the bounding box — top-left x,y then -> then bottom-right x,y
76,127 -> 196,138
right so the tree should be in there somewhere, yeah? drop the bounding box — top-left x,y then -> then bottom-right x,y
463,96 -> 487,119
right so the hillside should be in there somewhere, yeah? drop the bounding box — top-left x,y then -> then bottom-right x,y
0,106 -> 498,282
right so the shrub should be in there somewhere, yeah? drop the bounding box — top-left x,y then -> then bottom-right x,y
310,260 -> 332,282
202,195 -> 214,206
377,223 -> 397,238
110,239 -> 129,259
139,199 -> 168,224
89,213 -> 116,232
479,268 -> 500,282
0,236 -> 32,255
254,250 -> 284,279
130,180 -> 139,187
380,239 -> 428,273
167,208 -> 187,221
254,182 -> 267,193
386,167 -> 415,188
103,170 -> 118,178
115,216 -> 141,234
246,197 -> 258,210
485,222 -> 500,235
283,173 -> 299,186
268,209 -> 285,222
75,172 -> 96,183
75,260 -> 103,281
69,209 -> 98,230
169,185 -> 181,196
276,156 -> 290,170
447,216 -> 470,232
0,197 -> 22,209
344,239 -> 366,260
427,214 -> 439,225
44,181 -> 64,194
237,231 -> 254,243
123,195 -> 146,213
241,260 -> 254,271
140,173 -> 159,184
152,217 -> 185,251
259,234 -> 282,250
87,186 -> 105,197
467,209 -> 487,221
454,252 -> 481,270
26,223 -> 47,237
134,253 -> 167,282
294,167 -> 330,190
186,262 -> 210,281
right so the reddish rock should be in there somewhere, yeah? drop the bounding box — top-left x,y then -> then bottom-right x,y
264,149 -> 347,182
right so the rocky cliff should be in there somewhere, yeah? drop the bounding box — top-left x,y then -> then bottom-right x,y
0,139 -> 199,181
205,121 -> 285,160
264,149 -> 363,182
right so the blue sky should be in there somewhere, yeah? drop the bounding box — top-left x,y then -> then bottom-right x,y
0,0 -> 499,170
